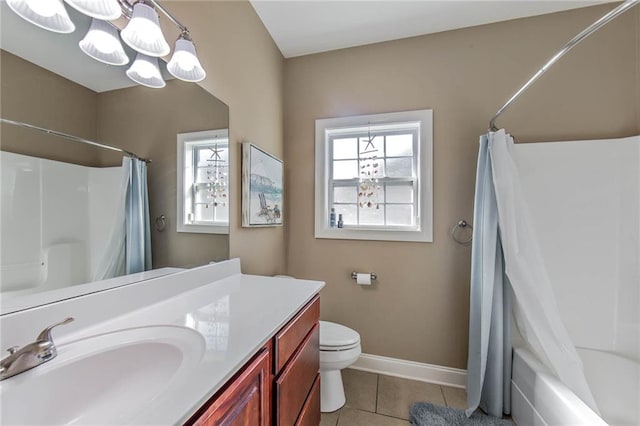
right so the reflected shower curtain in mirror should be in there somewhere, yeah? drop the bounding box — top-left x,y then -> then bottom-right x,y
124,157 -> 152,274
92,162 -> 128,281
466,130 -> 599,417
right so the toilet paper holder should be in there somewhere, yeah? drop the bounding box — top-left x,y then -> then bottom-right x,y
351,272 -> 377,281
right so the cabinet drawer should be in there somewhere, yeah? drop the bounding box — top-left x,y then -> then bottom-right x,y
275,324 -> 319,426
275,295 -> 319,374
295,374 -> 320,426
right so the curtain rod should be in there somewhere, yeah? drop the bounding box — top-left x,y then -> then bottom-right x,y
0,118 -> 151,163
489,0 -> 639,132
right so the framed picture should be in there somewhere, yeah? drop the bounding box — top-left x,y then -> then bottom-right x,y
242,143 -> 283,227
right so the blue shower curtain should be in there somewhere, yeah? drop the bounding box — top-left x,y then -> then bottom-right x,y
466,133 -> 512,418
124,157 -> 152,274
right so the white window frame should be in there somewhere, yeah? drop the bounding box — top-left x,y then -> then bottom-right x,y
177,129 -> 229,234
315,110 -> 433,242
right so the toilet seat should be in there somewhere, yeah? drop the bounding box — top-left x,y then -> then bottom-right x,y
320,321 -> 360,351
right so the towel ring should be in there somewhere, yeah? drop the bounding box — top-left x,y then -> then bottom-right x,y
155,215 -> 166,232
451,220 -> 473,245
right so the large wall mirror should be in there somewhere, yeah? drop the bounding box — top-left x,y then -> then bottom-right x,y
0,4 -> 230,315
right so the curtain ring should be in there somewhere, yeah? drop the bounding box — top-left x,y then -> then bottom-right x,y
155,214 -> 166,232
451,220 -> 473,245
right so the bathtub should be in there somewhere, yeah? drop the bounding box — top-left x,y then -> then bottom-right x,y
511,347 -> 639,426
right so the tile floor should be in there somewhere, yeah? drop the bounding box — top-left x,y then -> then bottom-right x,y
320,368 -> 468,426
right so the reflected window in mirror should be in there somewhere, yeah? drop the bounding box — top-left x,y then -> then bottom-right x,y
177,129 -> 230,234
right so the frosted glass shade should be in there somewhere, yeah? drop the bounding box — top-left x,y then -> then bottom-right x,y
120,2 -> 170,57
6,0 -> 75,33
167,38 -> 206,82
79,19 -> 129,66
126,53 -> 166,88
63,0 -> 121,20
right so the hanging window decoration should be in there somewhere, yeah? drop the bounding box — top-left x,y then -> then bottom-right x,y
359,123 -> 381,210
204,144 -> 228,209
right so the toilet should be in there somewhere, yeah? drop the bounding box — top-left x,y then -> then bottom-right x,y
273,275 -> 361,412
319,320 -> 361,412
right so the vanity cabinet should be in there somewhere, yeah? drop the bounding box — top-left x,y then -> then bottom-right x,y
190,348 -> 271,426
186,295 -> 320,426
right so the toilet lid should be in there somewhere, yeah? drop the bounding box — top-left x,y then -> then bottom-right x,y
320,321 -> 360,349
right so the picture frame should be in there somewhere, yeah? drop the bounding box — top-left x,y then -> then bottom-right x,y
242,143 -> 284,227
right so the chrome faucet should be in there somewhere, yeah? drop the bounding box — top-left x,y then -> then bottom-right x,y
0,317 -> 74,381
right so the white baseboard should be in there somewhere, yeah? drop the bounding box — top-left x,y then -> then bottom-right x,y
350,353 -> 467,389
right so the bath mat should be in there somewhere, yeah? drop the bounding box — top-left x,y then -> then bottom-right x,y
410,402 -> 513,426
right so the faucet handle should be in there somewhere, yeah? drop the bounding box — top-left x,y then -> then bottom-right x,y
6,346 -> 19,355
36,317 -> 75,343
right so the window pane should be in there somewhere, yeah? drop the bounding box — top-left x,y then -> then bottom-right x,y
333,138 -> 358,159
333,160 -> 358,179
359,204 -> 384,225
386,134 -> 413,157
196,167 -> 208,182
334,186 -> 358,204
215,205 -> 229,222
195,203 -> 214,222
334,204 -> 357,225
386,185 -> 413,203
386,158 -> 412,177
386,204 -> 414,226
195,186 -> 211,204
359,136 -> 382,155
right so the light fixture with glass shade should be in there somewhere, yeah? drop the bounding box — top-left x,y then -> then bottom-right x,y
63,0 -> 121,21
126,53 -> 166,88
6,0 -> 207,89
167,32 -> 206,82
6,0 -> 76,33
79,19 -> 129,66
120,1 -> 170,57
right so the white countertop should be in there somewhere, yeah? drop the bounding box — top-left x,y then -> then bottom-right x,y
0,259 -> 324,425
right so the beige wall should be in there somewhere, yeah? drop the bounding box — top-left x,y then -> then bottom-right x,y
160,1 -> 286,275
284,5 -> 639,368
97,81 -> 230,267
0,50 -> 101,166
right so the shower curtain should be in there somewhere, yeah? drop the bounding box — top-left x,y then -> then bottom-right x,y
124,157 -> 152,274
466,130 -> 599,417
93,157 -> 151,280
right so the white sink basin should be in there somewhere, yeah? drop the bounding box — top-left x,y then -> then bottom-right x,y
0,326 -> 205,425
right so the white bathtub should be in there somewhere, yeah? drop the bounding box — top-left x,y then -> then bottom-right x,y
511,347 -> 639,426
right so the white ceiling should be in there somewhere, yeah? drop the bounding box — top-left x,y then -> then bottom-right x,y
250,0 -> 614,58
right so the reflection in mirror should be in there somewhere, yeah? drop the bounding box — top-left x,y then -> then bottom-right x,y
0,4 -> 230,314
177,130 -> 230,235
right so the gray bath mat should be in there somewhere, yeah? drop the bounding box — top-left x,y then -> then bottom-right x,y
410,402 -> 513,426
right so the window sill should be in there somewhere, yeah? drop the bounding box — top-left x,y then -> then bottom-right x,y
177,223 -> 229,235
314,226 -> 432,243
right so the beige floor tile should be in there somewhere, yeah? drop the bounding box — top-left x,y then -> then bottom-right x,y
342,368 -> 378,412
377,375 -> 445,420
320,410 -> 340,426
337,407 -> 409,426
442,386 -> 467,409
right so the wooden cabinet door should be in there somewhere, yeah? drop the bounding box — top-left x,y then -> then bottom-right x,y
275,325 -> 320,426
190,349 -> 271,426
295,374 -> 320,426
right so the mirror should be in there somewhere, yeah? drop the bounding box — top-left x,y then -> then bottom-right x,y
0,4 -> 230,314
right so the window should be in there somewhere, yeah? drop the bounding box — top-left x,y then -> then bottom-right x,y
177,129 -> 229,234
315,110 -> 432,242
